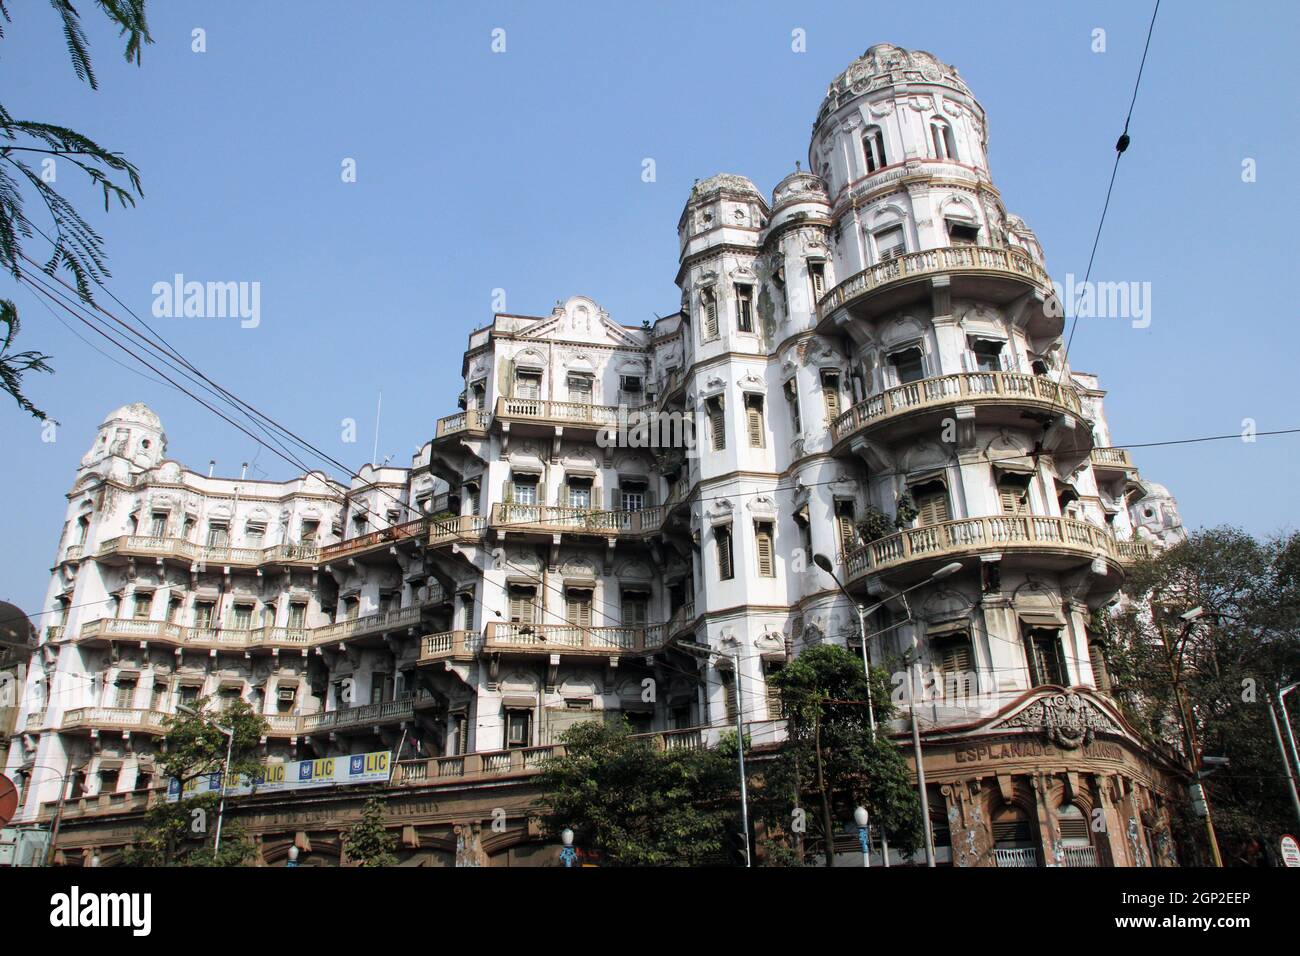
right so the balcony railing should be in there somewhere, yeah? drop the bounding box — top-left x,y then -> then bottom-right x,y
817,244 -> 1052,319
830,371 -> 1084,445
428,513 -> 489,546
1090,447 -> 1134,470
319,517 -> 427,562
1115,540 -> 1154,563
78,598 -> 441,651
484,621 -> 666,655
994,847 -> 1041,868
97,535 -> 321,568
1063,845 -> 1100,867
60,707 -> 171,734
300,697 -> 414,733
491,503 -> 664,536
419,629 -> 483,662
495,396 -> 627,429
844,515 -> 1119,581
434,408 -> 490,438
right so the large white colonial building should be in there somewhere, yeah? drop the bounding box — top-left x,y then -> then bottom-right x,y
4,44 -> 1188,867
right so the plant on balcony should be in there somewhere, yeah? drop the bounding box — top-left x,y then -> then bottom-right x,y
536,720 -> 744,866
343,796 -> 397,866
756,644 -> 924,867
124,696 -> 269,866
855,506 -> 895,544
894,494 -> 919,527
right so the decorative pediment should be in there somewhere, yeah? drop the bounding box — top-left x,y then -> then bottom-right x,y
994,691 -> 1124,749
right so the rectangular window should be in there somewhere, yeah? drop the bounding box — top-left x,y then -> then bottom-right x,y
567,373 -> 593,405
114,680 -> 137,709
245,523 -> 265,547
821,370 -> 841,422
299,519 -> 319,545
911,481 -> 951,527
755,521 -> 775,577
835,500 -> 857,553
784,379 -> 802,434
706,396 -> 726,451
505,708 -> 532,749
969,337 -> 1004,372
515,369 -> 542,399
567,477 -> 593,510
231,604 -> 253,630
1025,629 -> 1065,687
194,601 -> 215,630
716,525 -> 734,580
622,592 -> 649,627
745,394 -> 765,448
148,512 -> 167,538
511,476 -> 538,506
702,289 -> 719,340
875,225 -> 906,262
765,664 -> 785,718
862,127 -> 888,173
998,477 -> 1030,515
451,712 -> 469,755
619,480 -> 646,512
508,586 -> 537,626
133,592 -> 153,619
735,283 -> 754,333
151,682 -> 168,711
288,602 -> 307,629
948,221 -> 980,246
935,637 -> 974,682
565,589 -> 592,629
889,347 -> 926,385
808,260 -> 826,301
1088,639 -> 1111,692
206,522 -> 229,548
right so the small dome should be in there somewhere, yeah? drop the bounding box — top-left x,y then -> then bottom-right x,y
688,173 -> 764,204
817,43 -> 973,126
101,402 -> 162,431
771,169 -> 829,207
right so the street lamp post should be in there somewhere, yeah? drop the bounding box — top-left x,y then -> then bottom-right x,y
177,703 -> 235,855
28,761 -> 80,867
1267,689 -> 1300,829
559,827 -> 577,868
1165,607 -> 1224,867
812,554 -> 960,869
853,805 -> 870,868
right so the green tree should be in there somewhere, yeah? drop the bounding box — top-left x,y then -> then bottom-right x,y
0,1 -> 151,419
537,719 -> 742,866
759,643 -> 924,866
124,696 -> 268,866
1102,527 -> 1300,865
343,797 -> 398,867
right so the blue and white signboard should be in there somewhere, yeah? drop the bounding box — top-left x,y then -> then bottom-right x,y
167,750 -> 390,802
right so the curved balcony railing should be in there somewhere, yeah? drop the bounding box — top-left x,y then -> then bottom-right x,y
491,503 -> 664,537
61,707 -> 171,734
319,517 -> 427,562
434,408 -> 490,439
96,535 -> 323,568
1115,540 -> 1153,563
817,244 -> 1052,319
830,371 -> 1084,445
77,595 -> 443,651
484,621 -> 666,655
844,515 -> 1121,581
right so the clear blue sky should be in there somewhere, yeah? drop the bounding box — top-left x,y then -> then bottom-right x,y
2,0 -> 1297,618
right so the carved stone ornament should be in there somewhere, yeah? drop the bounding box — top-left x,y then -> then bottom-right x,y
1002,692 -> 1122,749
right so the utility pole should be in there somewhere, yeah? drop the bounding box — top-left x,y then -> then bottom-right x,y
1266,692 -> 1300,829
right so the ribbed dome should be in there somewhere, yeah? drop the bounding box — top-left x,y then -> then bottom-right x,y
688,173 -> 763,203
816,43 -> 973,125
100,402 -> 162,430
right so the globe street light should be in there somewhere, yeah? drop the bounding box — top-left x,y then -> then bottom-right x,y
853,805 -> 870,868
560,827 -> 577,868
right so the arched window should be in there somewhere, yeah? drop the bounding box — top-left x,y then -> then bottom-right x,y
862,126 -> 887,173
1057,803 -> 1100,867
991,804 -> 1040,867
930,119 -> 957,161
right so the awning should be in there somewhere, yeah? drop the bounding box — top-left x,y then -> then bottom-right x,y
993,456 -> 1037,476
924,618 -> 970,639
501,696 -> 536,710
1018,610 -> 1066,628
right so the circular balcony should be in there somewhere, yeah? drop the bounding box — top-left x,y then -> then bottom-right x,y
817,245 -> 1059,336
830,371 -> 1088,450
843,514 -> 1124,585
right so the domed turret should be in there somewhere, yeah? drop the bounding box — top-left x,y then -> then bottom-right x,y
80,402 -> 167,471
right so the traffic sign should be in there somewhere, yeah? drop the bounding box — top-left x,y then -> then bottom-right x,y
1281,834 -> 1300,868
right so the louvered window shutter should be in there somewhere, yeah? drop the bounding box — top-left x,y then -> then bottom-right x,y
704,293 -> 718,339
567,593 -> 591,628
505,358 -> 516,398
999,483 -> 1025,514
503,480 -> 515,504
747,403 -> 763,447
756,525 -> 774,576
941,641 -> 972,676
824,382 -> 840,420
917,491 -> 950,526
1089,642 -> 1111,691
838,516 -> 856,553
717,528 -> 734,579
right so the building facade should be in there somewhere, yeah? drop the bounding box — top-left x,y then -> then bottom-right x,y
4,44 -> 1187,867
